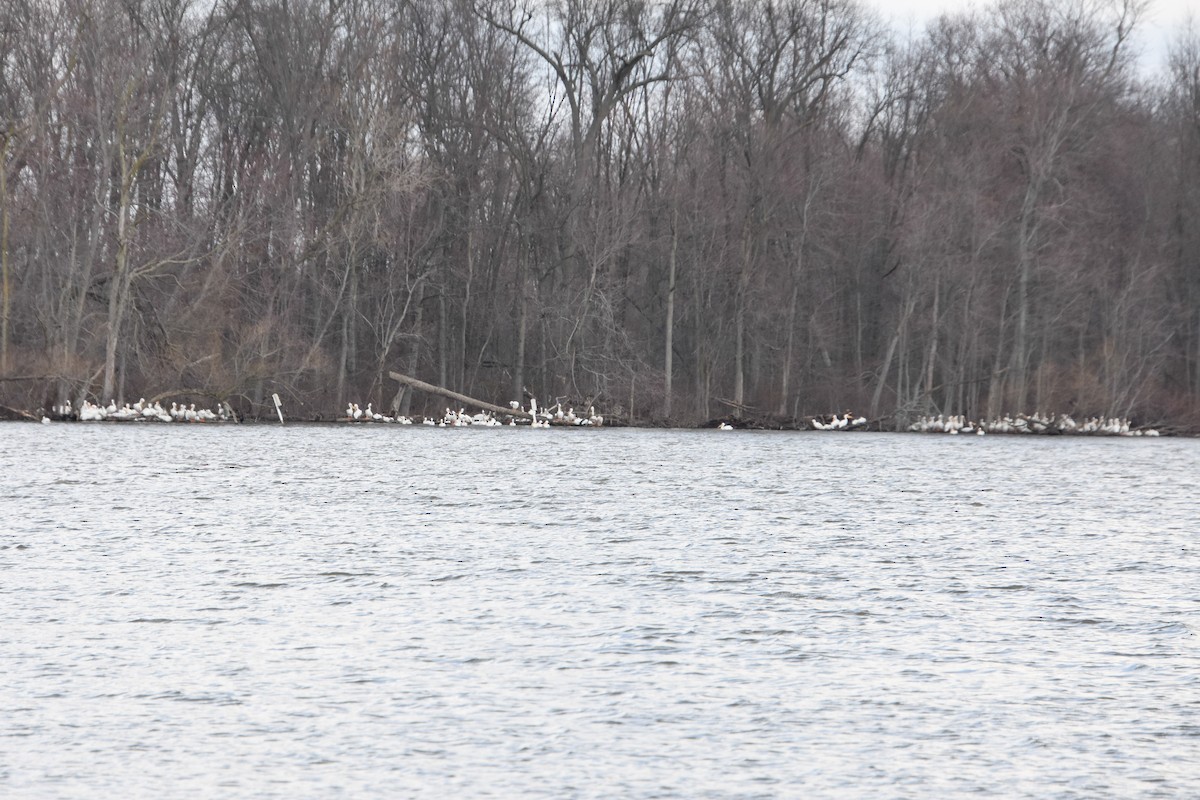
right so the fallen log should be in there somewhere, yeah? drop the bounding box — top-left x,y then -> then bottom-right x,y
388,370 -> 534,420
0,375 -> 58,383
0,403 -> 39,421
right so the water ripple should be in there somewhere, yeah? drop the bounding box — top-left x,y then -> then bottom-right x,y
1,425 -> 1198,798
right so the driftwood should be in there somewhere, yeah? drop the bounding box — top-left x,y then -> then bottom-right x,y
0,403 -> 39,421
148,387 -> 224,405
715,396 -> 757,412
388,370 -> 534,420
0,375 -> 57,383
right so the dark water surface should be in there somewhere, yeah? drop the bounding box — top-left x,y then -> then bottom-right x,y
1,425 -> 1197,798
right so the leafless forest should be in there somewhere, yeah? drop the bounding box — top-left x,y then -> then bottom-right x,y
1,0 -> 1198,426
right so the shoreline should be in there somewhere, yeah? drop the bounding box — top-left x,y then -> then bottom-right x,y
4,416 -> 1194,437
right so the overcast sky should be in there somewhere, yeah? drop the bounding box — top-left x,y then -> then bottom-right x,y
863,0 -> 1198,75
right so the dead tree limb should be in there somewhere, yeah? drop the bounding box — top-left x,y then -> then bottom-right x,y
0,403 -> 38,421
148,388 -> 227,405
388,370 -> 534,420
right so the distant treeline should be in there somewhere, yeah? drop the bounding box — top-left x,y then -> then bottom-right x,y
1,0 -> 1198,426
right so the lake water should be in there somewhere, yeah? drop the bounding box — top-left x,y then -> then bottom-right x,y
1,424 -> 1197,798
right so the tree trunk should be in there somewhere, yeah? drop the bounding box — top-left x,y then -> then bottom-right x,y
0,141 -> 10,374
925,276 -> 940,403
437,287 -> 448,390
664,212 -> 678,419
779,280 -> 798,418
871,327 -> 900,420
987,289 -> 1010,419
398,280 -> 426,417
347,264 -> 359,381
462,227 -> 475,395
733,231 -> 753,412
102,192 -> 133,401
337,310 -> 349,406
1011,208 -> 1034,411
512,247 -> 527,404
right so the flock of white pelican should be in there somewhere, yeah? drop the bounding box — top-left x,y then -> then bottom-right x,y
810,412 -> 869,431
342,398 -> 604,428
33,398 -> 1163,437
67,398 -> 228,422
908,412 -> 1160,436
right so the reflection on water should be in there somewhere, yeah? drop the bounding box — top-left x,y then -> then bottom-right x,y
1,425 -> 1198,798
